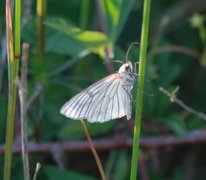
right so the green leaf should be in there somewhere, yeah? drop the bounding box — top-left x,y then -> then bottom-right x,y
100,0 -> 135,42
45,18 -> 111,58
43,165 -> 96,180
46,31 -> 90,57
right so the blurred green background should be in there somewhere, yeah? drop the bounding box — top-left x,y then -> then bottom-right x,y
1,0 -> 206,179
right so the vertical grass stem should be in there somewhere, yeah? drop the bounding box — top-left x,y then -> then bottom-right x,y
4,0 -> 21,179
130,0 -> 151,179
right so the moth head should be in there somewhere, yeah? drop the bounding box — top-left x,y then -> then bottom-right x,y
118,61 -> 133,73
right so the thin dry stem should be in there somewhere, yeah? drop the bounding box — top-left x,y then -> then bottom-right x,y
80,120 -> 106,180
17,43 -> 31,180
33,162 -> 41,180
159,86 -> 206,121
21,43 -> 30,180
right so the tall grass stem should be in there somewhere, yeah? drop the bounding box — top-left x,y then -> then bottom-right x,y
37,0 -> 46,57
4,0 -> 21,179
130,0 -> 151,179
79,0 -> 90,29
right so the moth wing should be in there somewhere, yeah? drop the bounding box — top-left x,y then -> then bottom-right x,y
87,77 -> 132,123
60,74 -> 119,120
60,73 -> 133,123
87,73 -> 132,123
122,84 -> 133,120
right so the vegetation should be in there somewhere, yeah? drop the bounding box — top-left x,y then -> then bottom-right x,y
0,0 -> 206,179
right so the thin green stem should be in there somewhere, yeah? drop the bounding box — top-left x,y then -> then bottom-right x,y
79,0 -> 90,29
4,1 -> 15,180
130,0 -> 151,179
4,0 -> 21,180
37,0 -> 46,57
14,0 -> 21,78
15,0 -> 21,58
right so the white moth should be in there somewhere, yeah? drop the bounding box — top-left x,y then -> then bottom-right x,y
60,62 -> 136,123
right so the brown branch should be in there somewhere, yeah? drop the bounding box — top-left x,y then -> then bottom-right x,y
1,130 -> 206,155
159,86 -> 206,121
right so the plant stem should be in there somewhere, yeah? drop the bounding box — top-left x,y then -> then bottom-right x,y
37,0 -> 46,57
19,43 -> 30,180
4,0 -> 21,179
79,0 -> 90,30
130,0 -> 151,179
159,87 -> 206,121
15,0 -> 21,60
80,120 -> 106,180
33,163 -> 41,180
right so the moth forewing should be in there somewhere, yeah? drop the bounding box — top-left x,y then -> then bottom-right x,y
60,62 -> 136,123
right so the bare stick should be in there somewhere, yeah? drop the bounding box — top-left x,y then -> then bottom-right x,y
1,129 -> 206,155
33,162 -> 41,180
18,43 -> 30,180
159,86 -> 206,121
80,120 -> 106,180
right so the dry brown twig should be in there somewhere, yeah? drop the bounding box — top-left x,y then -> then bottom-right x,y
159,86 -> 206,121
16,43 -> 31,180
80,120 -> 106,180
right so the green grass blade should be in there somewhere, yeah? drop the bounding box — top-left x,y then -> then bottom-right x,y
130,0 -> 151,179
37,0 -> 47,57
79,0 -> 90,29
4,0 -> 21,179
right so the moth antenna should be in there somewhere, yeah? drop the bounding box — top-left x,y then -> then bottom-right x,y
102,60 -> 124,66
143,91 -> 154,97
133,91 -> 154,101
112,60 -> 124,64
126,42 -> 140,62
